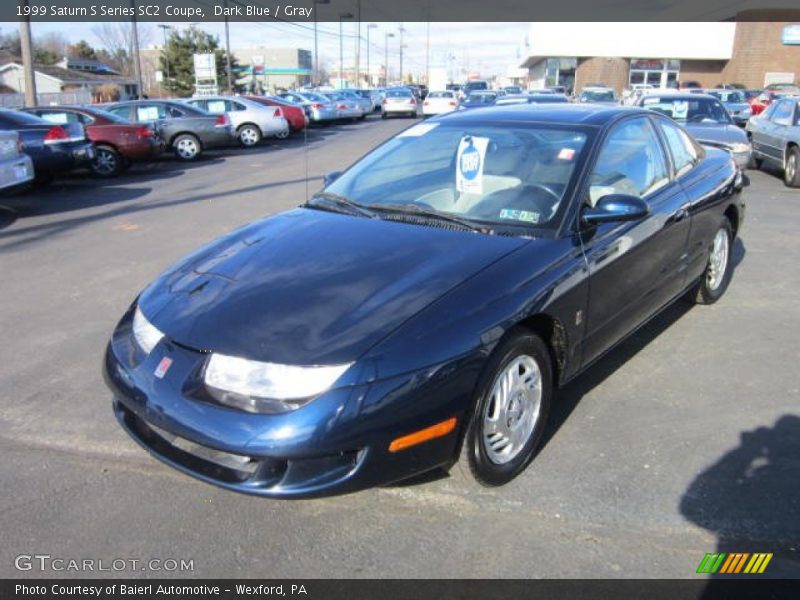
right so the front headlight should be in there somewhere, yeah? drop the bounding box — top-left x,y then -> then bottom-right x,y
740,108 -> 752,117
132,306 -> 164,354
203,353 -> 352,413
731,142 -> 751,154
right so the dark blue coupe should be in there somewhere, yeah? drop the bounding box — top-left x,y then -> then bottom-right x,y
104,104 -> 747,497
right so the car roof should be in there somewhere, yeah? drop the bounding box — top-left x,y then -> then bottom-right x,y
641,92 -> 719,101
438,103 -> 646,126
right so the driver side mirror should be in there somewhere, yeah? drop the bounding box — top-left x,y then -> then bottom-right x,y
582,194 -> 649,226
323,171 -> 343,187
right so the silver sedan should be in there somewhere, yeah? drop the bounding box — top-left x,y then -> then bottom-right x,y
746,96 -> 800,187
185,96 -> 289,146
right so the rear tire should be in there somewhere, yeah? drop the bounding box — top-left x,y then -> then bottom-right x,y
381,112 -> 388,120
91,145 -> 122,178
748,153 -> 763,170
459,329 -> 553,487
784,147 -> 800,188
689,218 -> 734,305
173,134 -> 201,161
237,124 -> 262,147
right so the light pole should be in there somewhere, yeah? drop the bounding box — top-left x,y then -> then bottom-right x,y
313,0 -> 330,85
339,12 -> 353,89
157,24 -> 171,95
398,25 -> 406,84
223,0 -> 232,93
130,0 -> 143,98
366,24 -> 377,87
384,32 -> 394,86
354,0 -> 361,88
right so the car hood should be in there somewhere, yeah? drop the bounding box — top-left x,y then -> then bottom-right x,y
685,122 -> 748,147
723,102 -> 751,113
139,208 -> 527,366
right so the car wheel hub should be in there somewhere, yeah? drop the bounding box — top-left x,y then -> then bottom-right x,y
788,155 -> 797,181
177,139 -> 198,158
707,227 -> 729,291
240,128 -> 258,145
93,150 -> 116,174
482,355 -> 542,465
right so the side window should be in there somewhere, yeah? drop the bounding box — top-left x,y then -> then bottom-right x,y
588,118 -> 669,205
37,111 -> 79,124
107,106 -> 131,120
770,100 -> 793,126
186,99 -> 205,111
166,106 -> 185,118
205,99 -> 227,114
658,119 -> 699,176
230,101 -> 247,111
760,102 -> 778,121
135,104 -> 166,121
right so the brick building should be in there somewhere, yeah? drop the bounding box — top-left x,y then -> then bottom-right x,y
520,16 -> 800,95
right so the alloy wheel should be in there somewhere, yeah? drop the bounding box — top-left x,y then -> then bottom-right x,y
92,149 -> 117,176
707,227 -> 730,291
239,127 -> 260,146
176,138 -> 199,160
482,355 -> 542,465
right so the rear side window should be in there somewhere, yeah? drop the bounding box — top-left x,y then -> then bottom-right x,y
588,117 -> 669,205
658,119 -> 700,176
106,105 -> 132,120
770,100 -> 794,125
0,110 -> 48,126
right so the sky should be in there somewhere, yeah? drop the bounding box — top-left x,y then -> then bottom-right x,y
0,21 -> 531,79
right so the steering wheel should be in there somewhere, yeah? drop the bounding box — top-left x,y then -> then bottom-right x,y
522,183 -> 561,206
688,114 -> 711,123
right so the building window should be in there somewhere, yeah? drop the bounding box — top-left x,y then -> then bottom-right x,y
629,58 -> 680,89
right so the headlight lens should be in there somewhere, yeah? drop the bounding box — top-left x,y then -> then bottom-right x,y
132,306 -> 164,354
203,353 -> 351,413
741,108 -> 752,117
731,142 -> 751,154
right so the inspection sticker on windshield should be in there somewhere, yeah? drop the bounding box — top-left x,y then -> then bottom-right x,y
398,122 -> 439,137
558,148 -> 575,161
456,136 -> 490,194
499,209 -> 540,223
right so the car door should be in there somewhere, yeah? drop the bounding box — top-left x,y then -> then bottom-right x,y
579,116 -> 692,367
760,99 -> 795,163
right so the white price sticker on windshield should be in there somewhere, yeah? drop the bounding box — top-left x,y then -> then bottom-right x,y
41,113 -> 68,124
456,136 -> 489,194
136,106 -> 160,121
672,101 -> 689,119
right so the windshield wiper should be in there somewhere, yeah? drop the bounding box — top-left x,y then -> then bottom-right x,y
368,202 -> 494,234
306,192 -> 377,218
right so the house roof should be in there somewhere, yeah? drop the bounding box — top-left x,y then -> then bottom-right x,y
0,62 -> 135,85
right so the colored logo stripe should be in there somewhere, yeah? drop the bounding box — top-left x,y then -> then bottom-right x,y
696,553 -> 773,574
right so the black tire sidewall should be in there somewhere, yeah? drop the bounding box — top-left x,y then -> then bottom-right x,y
696,218 -> 734,304
464,330 -> 553,486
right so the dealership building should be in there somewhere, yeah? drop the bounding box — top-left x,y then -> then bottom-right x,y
520,19 -> 800,94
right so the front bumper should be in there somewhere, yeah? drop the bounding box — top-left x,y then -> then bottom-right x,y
103,311 -> 469,498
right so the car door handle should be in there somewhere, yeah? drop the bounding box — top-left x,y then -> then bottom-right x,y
671,205 -> 690,222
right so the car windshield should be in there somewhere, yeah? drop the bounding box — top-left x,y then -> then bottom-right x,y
642,97 -> 732,124
464,93 -> 497,105
304,93 -> 329,103
322,122 -> 589,232
581,89 -> 616,102
708,90 -> 745,103
0,110 -> 48,126
465,82 -> 488,92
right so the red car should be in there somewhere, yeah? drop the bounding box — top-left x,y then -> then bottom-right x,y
748,91 -> 788,116
244,96 -> 308,132
21,105 -> 161,177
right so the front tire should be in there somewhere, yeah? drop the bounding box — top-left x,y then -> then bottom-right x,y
690,218 -> 734,305
460,330 -> 553,486
173,134 -> 201,161
784,146 -> 800,188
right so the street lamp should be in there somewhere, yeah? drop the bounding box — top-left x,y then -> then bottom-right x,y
384,32 -> 394,86
365,24 -> 377,87
157,24 -> 171,93
313,0 -> 330,86
339,12 -> 353,89
398,25 -> 406,84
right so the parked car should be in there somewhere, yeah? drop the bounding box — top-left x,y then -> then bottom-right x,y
381,88 -> 418,118
636,93 -> 752,168
421,90 -> 459,117
502,85 -> 523,95
462,80 -> 489,96
622,84 -> 655,105
320,92 -> 365,121
105,100 -> 235,161
678,80 -> 702,90
353,89 -> 383,111
547,85 -> 568,95
460,91 -> 499,109
578,87 -> 618,105
241,96 -> 306,135
277,91 -> 339,124
704,89 -> 752,126
746,96 -> 800,187
749,90 -> 794,116
764,83 -> 800,94
0,129 -> 34,191
340,90 -> 374,116
0,108 -> 93,183
104,103 -> 746,497
185,96 -> 290,145
21,105 -> 160,177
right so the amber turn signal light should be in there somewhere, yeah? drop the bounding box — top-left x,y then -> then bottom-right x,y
388,417 -> 457,453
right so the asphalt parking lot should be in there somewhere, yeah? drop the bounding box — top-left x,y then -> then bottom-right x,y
0,114 -> 798,580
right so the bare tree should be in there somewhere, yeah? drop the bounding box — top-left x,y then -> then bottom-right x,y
91,23 -> 152,75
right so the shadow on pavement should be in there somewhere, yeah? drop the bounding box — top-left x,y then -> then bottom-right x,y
680,414 -> 800,585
